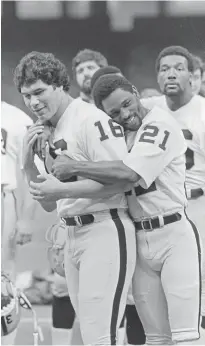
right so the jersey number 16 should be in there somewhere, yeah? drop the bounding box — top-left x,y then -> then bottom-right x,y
94,119 -> 124,141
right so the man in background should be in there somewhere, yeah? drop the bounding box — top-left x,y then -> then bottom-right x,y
141,46 -> 205,339
72,48 -> 108,102
191,55 -> 204,96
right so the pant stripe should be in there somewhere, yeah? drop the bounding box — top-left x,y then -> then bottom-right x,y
110,209 -> 127,345
185,209 -> 202,335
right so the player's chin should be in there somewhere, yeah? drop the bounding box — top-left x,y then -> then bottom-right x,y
164,89 -> 180,96
82,85 -> 91,94
36,115 -> 50,124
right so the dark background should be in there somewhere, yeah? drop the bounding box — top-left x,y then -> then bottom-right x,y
2,1 -> 205,118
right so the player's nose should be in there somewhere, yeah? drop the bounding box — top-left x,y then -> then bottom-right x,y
121,108 -> 130,119
84,71 -> 91,79
83,67 -> 91,76
30,95 -> 40,107
167,67 -> 177,79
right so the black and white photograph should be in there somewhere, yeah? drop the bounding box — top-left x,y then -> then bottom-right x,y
1,1 -> 205,345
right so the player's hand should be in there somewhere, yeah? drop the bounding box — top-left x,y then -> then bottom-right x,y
15,219 -> 33,245
51,156 -> 76,181
29,174 -> 64,202
33,125 -> 55,160
23,124 -> 44,169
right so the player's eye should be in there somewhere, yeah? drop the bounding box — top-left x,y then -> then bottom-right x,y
24,94 -> 31,100
176,65 -> 184,71
34,90 -> 44,96
77,68 -> 83,74
123,101 -> 131,108
111,111 -> 120,118
88,66 -> 95,70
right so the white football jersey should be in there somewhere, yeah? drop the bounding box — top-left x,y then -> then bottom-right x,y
48,98 -> 128,217
142,95 -> 205,190
1,102 -> 33,190
123,106 -> 187,219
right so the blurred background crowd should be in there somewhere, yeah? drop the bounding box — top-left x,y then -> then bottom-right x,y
2,0 -> 205,117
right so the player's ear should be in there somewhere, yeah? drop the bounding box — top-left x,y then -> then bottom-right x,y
132,86 -> 140,98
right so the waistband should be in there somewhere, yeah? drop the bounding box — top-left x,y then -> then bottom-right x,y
61,208 -> 128,227
134,212 -> 182,232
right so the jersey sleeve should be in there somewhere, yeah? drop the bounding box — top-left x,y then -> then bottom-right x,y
79,111 -> 128,161
123,120 -> 186,189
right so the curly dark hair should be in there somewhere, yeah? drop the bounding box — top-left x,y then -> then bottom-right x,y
92,74 -> 133,111
72,49 -> 108,77
155,46 -> 194,73
14,51 -> 70,92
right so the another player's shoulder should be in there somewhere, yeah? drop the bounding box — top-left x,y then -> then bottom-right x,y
1,102 -> 33,129
191,95 -> 205,116
77,98 -> 107,119
75,98 -> 111,127
146,105 -> 181,130
185,95 -> 205,129
141,95 -> 166,110
64,98 -> 106,126
193,94 -> 205,106
141,106 -> 185,146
